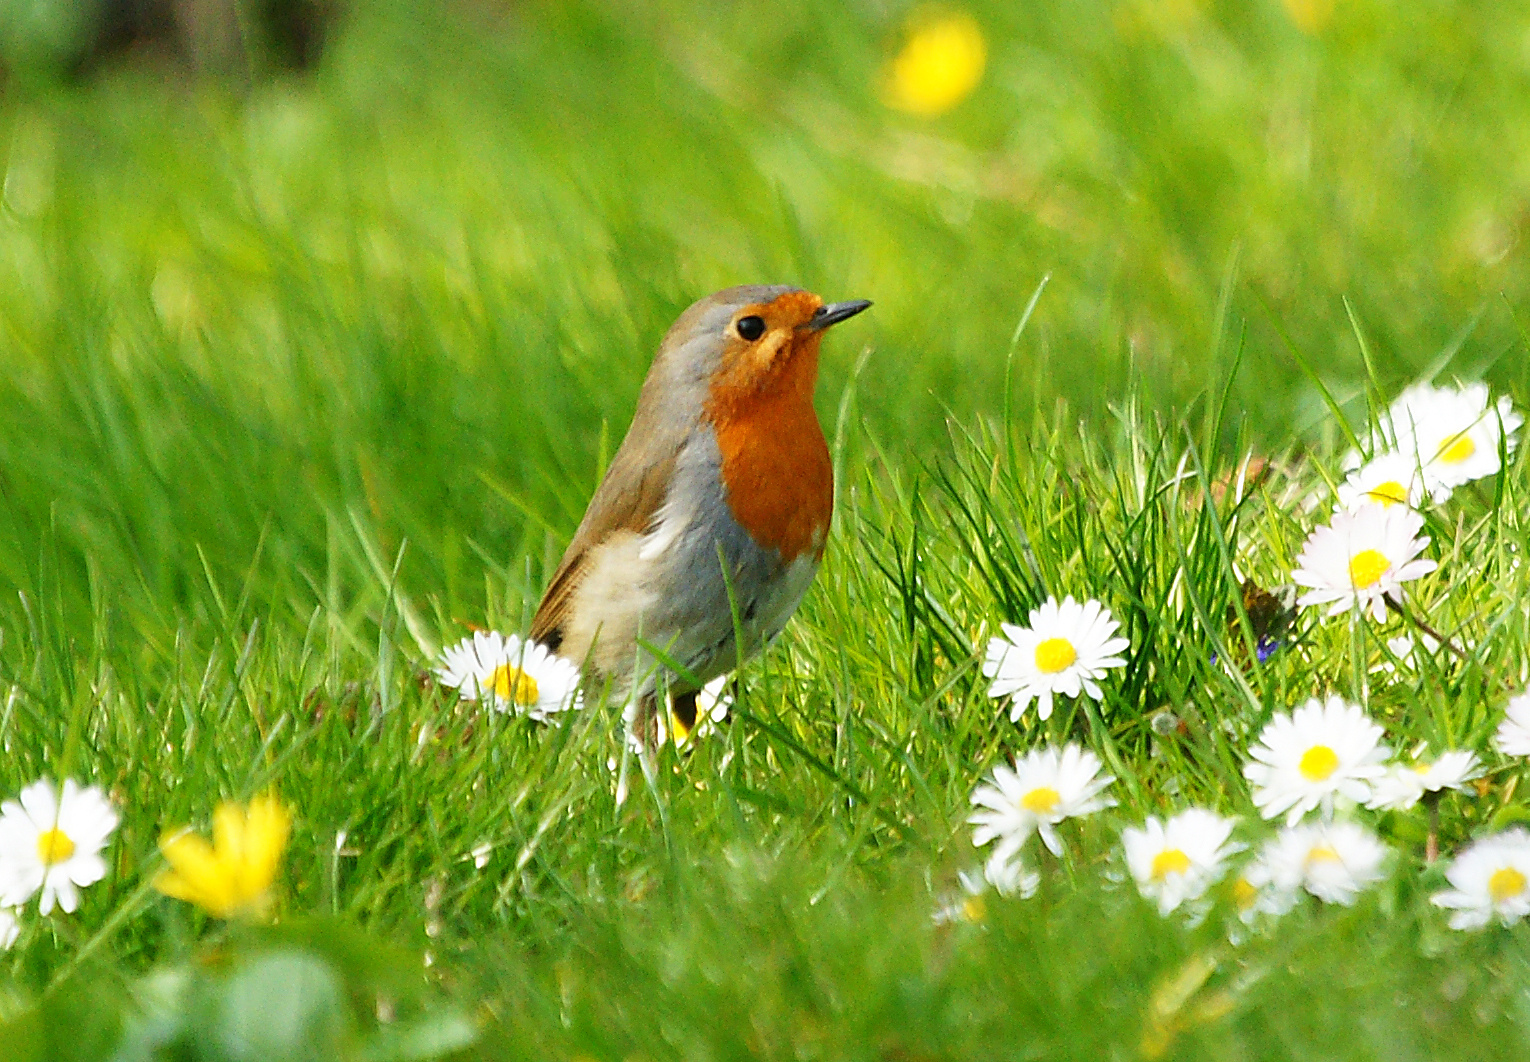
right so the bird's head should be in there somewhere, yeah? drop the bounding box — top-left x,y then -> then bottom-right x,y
655,285 -> 871,416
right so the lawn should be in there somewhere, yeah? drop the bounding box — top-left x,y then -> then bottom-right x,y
2,1 -> 1530,1058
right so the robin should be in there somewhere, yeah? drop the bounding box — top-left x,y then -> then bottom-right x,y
530,285 -> 871,747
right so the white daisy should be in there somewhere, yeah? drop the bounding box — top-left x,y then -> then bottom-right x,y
1365,750 -> 1482,810
1335,450 -> 1428,513
0,779 -> 119,915
932,871 -> 977,925
1255,820 -> 1390,906
1291,504 -> 1437,622
1494,692 -> 1530,757
933,868 -> 992,925
1231,844 -> 1301,923
1431,828 -> 1530,929
1122,808 -> 1242,915
983,596 -> 1129,721
1243,696 -> 1389,825
1386,381 -> 1522,499
0,907 -> 17,949
436,630 -> 582,721
969,744 -> 1116,859
1375,632 -> 1440,674
982,849 -> 1041,898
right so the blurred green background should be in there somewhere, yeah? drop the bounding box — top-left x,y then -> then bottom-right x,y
1,0 -> 1528,633
4,6 -> 1530,1055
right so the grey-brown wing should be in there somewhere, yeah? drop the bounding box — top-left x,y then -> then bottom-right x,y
529,437 -> 679,651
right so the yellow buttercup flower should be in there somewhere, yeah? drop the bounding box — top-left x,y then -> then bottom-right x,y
155,794 -> 292,918
886,12 -> 987,117
1282,0 -> 1335,34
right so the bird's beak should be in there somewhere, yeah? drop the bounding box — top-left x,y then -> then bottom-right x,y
802,299 -> 872,332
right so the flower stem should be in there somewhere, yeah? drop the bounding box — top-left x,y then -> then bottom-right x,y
1386,599 -> 1468,663
1424,790 -> 1441,864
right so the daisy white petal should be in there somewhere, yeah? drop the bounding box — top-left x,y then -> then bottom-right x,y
1432,828 -> 1530,930
0,908 -> 17,949
1335,450 -> 1429,513
1122,808 -> 1242,916
1365,750 -> 1481,811
969,744 -> 1115,859
1231,847 -> 1301,923
1386,382 -> 1522,499
933,867 -> 996,925
982,596 -> 1130,722
1374,633 -> 1440,675
982,849 -> 1041,899
1291,505 -> 1437,623
1243,696 -> 1389,825
1253,821 -> 1389,907
0,779 -> 119,915
1494,692 -> 1530,757
436,630 -> 582,721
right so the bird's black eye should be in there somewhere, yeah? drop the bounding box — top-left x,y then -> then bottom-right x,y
736,315 -> 766,341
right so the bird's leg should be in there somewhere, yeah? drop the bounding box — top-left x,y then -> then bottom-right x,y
618,690 -> 661,806
615,690 -> 660,808
629,690 -> 663,751
615,685 -> 657,814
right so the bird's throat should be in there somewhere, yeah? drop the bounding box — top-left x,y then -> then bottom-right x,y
705,339 -> 833,563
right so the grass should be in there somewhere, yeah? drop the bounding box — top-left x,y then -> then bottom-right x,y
2,0 -> 1530,1057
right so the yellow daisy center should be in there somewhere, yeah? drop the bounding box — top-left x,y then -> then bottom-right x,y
1021,786 -> 1061,814
1232,877 -> 1258,909
1366,480 -> 1408,507
1033,637 -> 1078,674
36,828 -> 75,866
1150,848 -> 1192,881
1347,548 -> 1391,590
1411,762 -> 1434,775
487,665 -> 539,706
1306,845 -> 1341,866
1435,432 -> 1476,465
1299,745 -> 1340,782
1489,867 -> 1527,904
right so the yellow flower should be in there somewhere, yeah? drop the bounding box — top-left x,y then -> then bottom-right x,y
886,11 -> 986,117
155,794 -> 291,918
1282,0 -> 1335,34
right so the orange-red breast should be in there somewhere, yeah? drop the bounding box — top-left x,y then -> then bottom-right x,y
530,285 -> 871,745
